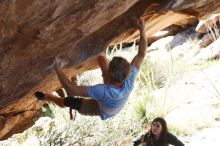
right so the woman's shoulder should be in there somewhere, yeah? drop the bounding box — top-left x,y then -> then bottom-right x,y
166,132 -> 178,140
166,132 -> 175,136
166,132 -> 185,146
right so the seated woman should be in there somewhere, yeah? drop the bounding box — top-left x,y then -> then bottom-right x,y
133,117 -> 184,146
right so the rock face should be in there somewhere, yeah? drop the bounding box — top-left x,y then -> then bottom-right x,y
0,0 -> 220,140
196,14 -> 220,47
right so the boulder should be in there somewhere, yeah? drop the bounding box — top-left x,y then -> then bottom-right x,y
1,0 -> 220,140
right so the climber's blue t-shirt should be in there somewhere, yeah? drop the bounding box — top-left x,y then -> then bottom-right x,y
87,66 -> 138,120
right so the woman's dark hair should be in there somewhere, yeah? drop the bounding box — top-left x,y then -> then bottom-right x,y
108,57 -> 131,83
153,117 -> 168,146
143,117 -> 168,146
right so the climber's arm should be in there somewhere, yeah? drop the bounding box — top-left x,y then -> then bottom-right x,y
131,18 -> 148,69
54,62 -> 88,97
98,52 -> 110,83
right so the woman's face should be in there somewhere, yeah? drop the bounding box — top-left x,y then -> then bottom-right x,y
151,121 -> 163,136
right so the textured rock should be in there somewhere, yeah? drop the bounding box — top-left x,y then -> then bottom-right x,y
196,14 -> 220,47
0,0 -> 220,140
196,14 -> 220,34
198,32 -> 216,47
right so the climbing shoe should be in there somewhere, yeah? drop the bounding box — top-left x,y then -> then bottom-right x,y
35,91 -> 47,100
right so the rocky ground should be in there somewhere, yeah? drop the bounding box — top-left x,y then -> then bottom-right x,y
170,61 -> 220,146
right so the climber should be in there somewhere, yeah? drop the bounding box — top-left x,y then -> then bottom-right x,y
35,17 -> 148,120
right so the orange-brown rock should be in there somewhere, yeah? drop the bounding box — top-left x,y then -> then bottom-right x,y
1,0 -> 220,140
196,14 -> 220,34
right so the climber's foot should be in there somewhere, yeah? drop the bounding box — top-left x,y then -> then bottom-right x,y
35,91 -> 47,100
